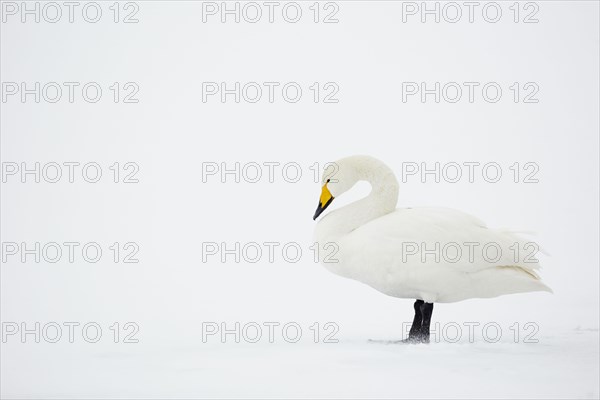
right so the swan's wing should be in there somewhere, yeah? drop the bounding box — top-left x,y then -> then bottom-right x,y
343,207 -> 542,276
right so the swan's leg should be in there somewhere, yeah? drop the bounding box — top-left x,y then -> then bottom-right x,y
400,299 -> 424,343
419,302 -> 434,343
408,299 -> 424,338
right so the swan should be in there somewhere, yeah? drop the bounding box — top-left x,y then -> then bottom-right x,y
312,155 -> 551,343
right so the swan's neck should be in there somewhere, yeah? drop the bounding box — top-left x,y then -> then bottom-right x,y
316,164 -> 399,242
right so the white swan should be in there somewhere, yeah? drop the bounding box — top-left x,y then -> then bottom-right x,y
313,155 -> 551,343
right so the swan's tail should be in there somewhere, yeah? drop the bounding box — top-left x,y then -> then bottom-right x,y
471,265 -> 553,300
499,265 -> 553,293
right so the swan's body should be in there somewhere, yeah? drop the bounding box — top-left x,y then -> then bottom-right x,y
316,206 -> 550,303
312,156 -> 550,341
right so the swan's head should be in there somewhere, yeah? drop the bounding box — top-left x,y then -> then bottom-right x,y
312,157 -> 364,220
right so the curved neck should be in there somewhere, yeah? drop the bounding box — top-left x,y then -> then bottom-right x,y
316,160 -> 399,242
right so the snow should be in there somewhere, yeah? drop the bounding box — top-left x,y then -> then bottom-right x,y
2,327 -> 598,398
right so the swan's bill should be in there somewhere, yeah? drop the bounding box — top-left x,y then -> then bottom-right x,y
313,184 -> 334,220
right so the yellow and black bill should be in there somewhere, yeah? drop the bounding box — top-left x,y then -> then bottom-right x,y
313,184 -> 334,220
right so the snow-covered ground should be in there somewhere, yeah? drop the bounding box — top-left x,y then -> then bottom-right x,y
2,262 -> 598,398
2,326 -> 598,398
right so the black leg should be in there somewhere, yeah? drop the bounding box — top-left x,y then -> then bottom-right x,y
418,302 -> 434,343
401,299 -> 425,343
408,299 -> 424,338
